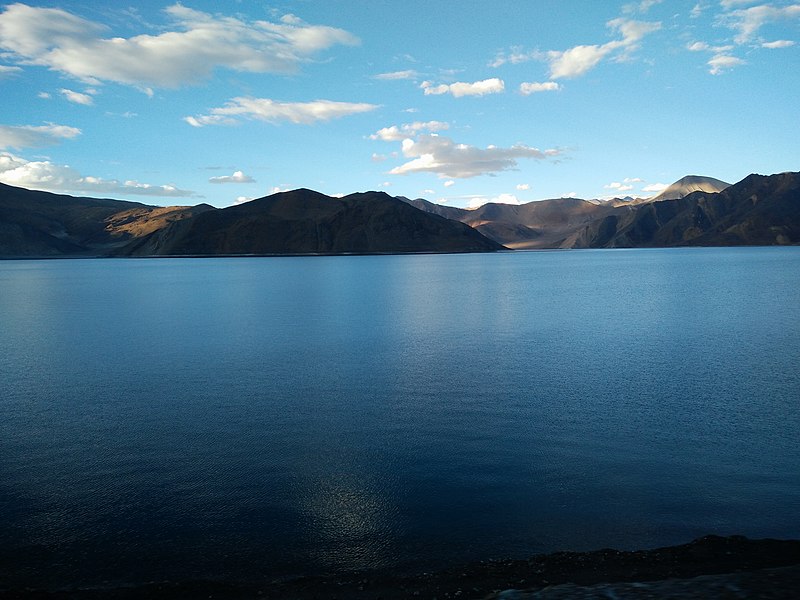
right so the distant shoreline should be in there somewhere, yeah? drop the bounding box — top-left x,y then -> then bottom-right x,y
3,535 -> 800,599
2,244 -> 799,261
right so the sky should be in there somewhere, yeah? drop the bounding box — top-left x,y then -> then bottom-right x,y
0,0 -> 798,209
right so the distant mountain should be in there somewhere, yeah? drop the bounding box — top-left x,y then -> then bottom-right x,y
650,175 -> 731,202
0,183 -> 502,257
566,172 -> 800,248
117,189 -> 502,256
0,182 -> 213,257
403,196 -> 617,249
2,172 -> 796,257
406,173 -> 797,249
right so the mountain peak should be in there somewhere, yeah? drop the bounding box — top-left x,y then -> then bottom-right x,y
652,175 -> 731,201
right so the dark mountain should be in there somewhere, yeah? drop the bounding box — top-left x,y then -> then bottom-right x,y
566,172 -> 800,248
405,172 -> 798,249
117,189 -> 503,256
0,182 -> 213,257
3,172 -> 795,257
404,196 -> 619,249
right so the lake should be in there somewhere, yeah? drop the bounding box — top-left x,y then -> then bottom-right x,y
1,247 -> 799,588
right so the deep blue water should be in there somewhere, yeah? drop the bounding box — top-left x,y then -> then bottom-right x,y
1,248 -> 799,588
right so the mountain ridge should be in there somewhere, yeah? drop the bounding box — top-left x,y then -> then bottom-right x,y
0,183 -> 502,257
1,171 -> 797,257
404,172 -> 798,249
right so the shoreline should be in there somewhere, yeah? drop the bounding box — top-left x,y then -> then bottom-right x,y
4,535 -> 800,599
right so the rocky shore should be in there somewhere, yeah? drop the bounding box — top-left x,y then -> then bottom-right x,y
3,536 -> 800,599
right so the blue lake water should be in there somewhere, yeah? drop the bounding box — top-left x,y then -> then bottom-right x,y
1,247 -> 799,588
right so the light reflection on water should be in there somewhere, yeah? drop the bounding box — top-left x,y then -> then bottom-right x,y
0,248 -> 799,587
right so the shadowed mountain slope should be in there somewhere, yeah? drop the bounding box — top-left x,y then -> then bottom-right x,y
405,196 -> 617,249
117,189 -> 503,255
0,182 -> 214,257
406,172 -> 798,249
566,171 -> 800,247
0,184 -> 501,256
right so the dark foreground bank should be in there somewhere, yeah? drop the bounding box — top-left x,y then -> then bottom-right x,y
3,536 -> 800,599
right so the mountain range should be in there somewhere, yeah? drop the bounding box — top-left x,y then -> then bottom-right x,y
0,171 -> 797,258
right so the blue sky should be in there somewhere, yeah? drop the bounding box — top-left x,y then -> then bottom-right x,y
1,0 -> 798,208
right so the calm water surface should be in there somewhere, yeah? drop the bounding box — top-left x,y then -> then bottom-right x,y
1,248 -> 799,587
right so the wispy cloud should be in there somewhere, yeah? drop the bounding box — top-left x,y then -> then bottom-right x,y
387,134 -> 561,179
420,78 -> 505,97
369,120 -> 450,141
707,53 -> 746,74
623,0 -> 664,14
374,69 -> 418,80
604,181 -> 634,192
209,170 -> 255,184
186,97 -> 378,126
59,88 -> 94,105
519,81 -> 561,94
0,123 -> 81,149
687,40 -> 742,75
762,39 -> 796,48
0,3 -> 358,89
489,47 -> 541,68
0,152 -> 196,197
721,4 -> 800,44
686,3 -> 800,75
0,64 -> 21,78
467,193 -> 521,209
547,18 -> 661,79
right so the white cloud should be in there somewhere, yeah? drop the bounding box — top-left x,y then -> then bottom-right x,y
209,170 -> 255,184
687,41 -> 734,52
234,196 -> 254,205
388,134 -> 561,179
708,53 -> 746,74
0,3 -> 358,88
186,97 -> 378,126
374,70 -> 418,80
604,181 -> 634,192
369,120 -> 450,141
0,123 -> 81,149
762,39 -> 796,48
59,88 -> 94,105
444,180 -> 455,187
723,5 -> 800,44
624,177 -> 644,183
269,185 -> 291,194
720,0 -> 760,8
642,182 -> 668,192
687,41 -> 745,74
691,4 -> 704,18
623,0 -> 664,14
371,153 -> 387,162
37,91 -> 51,99
516,183 -> 530,190
548,45 -> 612,79
547,18 -> 661,79
0,64 -> 21,77
0,152 -> 195,197
467,193 -> 521,209
519,81 -> 561,94
489,48 -> 541,68
420,78 -> 505,97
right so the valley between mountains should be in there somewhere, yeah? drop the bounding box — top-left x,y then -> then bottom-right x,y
1,171 -> 798,258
